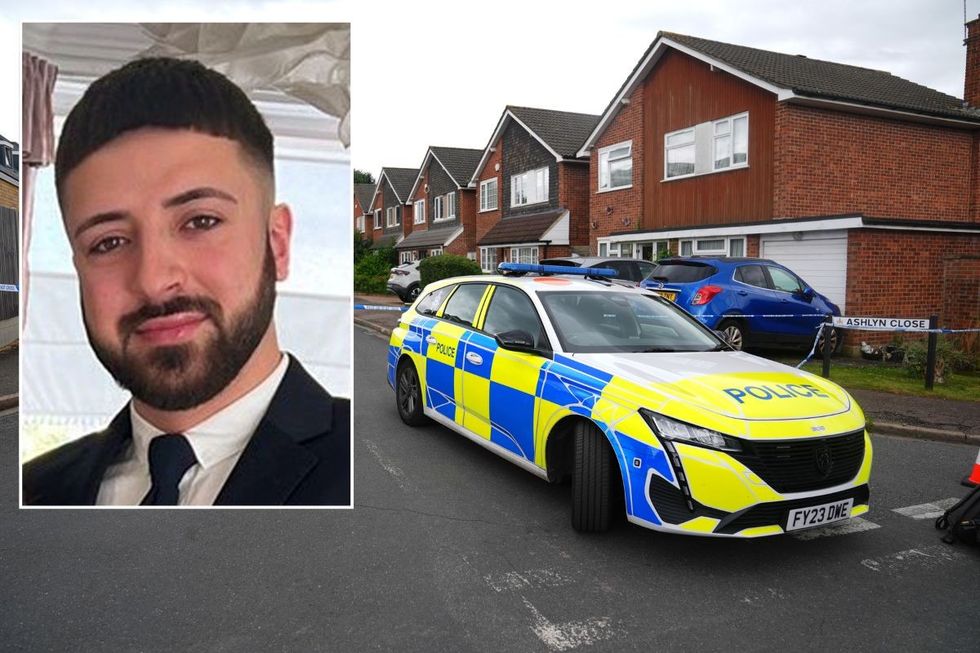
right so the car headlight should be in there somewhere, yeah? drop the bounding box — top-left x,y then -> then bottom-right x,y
640,409 -> 742,452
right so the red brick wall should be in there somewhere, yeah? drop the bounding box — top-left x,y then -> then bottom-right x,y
459,189 -> 477,252
474,138 -> 503,245
445,236 -> 468,256
589,83 -> 644,253
746,234 -> 760,257
557,162 -> 590,246
844,230 -> 980,346
774,104 -> 976,221
966,17 -> 980,107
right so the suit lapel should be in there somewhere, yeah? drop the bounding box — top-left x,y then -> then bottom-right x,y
213,356 -> 333,505
73,409 -> 132,504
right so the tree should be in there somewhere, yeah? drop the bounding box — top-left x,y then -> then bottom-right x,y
354,169 -> 375,184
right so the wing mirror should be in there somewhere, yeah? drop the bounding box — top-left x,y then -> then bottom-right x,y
495,329 -> 541,355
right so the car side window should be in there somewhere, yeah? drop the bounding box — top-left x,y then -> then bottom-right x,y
735,264 -> 767,289
416,285 -> 453,315
482,286 -> 547,349
767,266 -> 803,293
440,283 -> 488,327
604,260 -> 635,281
637,261 -> 656,281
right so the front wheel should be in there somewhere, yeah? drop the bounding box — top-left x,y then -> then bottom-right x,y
396,360 -> 428,426
571,421 -> 616,533
716,318 -> 746,351
815,325 -> 841,355
407,284 -> 421,302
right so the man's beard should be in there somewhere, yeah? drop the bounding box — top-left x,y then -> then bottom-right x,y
83,245 -> 277,411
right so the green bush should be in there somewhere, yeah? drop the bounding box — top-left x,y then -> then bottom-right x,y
419,254 -> 482,287
354,247 -> 397,294
903,338 -> 975,384
353,231 -> 371,264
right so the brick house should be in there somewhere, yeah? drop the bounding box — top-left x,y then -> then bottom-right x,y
353,181 -> 375,242
577,27 -> 980,346
396,146 -> 483,264
469,106 -> 599,272
368,167 -> 419,250
0,137 -> 18,209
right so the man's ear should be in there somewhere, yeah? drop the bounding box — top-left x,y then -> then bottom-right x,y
268,203 -> 293,281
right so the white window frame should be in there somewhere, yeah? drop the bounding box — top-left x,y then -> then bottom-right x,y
664,127 -> 696,180
678,236 -> 746,257
713,112 -> 749,172
386,206 -> 399,228
373,209 -> 381,230
433,195 -> 444,221
355,215 -> 365,232
597,140 -> 633,191
446,192 -> 456,219
510,166 -> 549,207
399,250 -> 419,264
479,247 -> 498,273
509,246 -> 539,265
428,247 -> 443,257
479,178 -> 498,212
663,112 -> 749,181
414,199 -> 425,225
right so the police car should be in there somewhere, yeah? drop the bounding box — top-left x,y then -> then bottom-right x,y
387,264 -> 871,537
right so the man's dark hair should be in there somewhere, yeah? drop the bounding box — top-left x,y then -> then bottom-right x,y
55,57 -> 274,204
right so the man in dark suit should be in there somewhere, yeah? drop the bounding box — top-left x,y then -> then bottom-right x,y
22,57 -> 350,506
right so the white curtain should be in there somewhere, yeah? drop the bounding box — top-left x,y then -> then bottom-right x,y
138,23 -> 350,146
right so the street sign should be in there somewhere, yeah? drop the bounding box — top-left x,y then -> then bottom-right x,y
832,316 -> 930,331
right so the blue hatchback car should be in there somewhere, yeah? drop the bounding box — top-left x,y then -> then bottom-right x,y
640,257 -> 841,351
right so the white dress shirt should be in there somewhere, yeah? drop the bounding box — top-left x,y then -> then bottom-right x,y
96,354 -> 290,506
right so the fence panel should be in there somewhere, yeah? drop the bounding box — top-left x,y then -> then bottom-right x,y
0,206 -> 18,321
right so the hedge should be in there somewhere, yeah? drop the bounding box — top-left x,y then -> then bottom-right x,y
419,254 -> 482,287
354,247 -> 397,294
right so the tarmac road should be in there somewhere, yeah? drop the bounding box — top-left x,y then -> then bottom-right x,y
1,329 -> 977,652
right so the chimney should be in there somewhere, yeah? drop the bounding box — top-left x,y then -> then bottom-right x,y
966,15 -> 980,107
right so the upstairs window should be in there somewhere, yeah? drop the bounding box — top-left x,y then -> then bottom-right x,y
386,206 -> 399,227
414,199 -> 425,224
373,209 -> 381,230
433,195 -> 444,221
446,192 -> 456,219
665,112 -> 749,179
598,141 -> 632,190
480,178 -> 498,211
511,166 -> 549,207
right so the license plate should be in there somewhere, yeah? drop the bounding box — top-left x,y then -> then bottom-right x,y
650,290 -> 677,302
786,498 -> 853,531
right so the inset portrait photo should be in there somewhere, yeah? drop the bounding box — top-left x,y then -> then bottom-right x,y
20,23 -> 352,507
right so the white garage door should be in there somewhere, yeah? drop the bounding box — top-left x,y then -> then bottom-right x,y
761,231 -> 848,311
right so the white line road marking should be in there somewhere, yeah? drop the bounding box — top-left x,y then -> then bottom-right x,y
362,439 -> 410,490
484,569 -> 576,593
861,544 -> 968,573
891,498 -> 960,520
792,517 -> 881,540
522,598 -> 618,652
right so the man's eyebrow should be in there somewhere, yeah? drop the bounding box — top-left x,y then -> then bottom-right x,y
163,187 -> 238,208
73,211 -> 129,241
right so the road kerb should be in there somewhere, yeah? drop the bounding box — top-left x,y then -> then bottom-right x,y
869,421 -> 980,446
354,317 -> 394,338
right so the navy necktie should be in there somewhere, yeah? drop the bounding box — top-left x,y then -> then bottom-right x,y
141,434 -> 197,506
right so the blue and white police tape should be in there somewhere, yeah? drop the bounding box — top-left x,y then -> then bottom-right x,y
354,304 -> 408,312
796,323 -> 980,368
0,284 -> 18,293
696,313 -> 828,320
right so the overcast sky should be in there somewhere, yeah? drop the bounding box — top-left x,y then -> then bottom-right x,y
3,0 -> 979,175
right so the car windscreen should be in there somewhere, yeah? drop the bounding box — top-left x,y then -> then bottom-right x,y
538,291 -> 723,353
646,262 -> 717,283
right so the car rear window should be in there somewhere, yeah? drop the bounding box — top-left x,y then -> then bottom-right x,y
540,259 -> 581,268
647,263 -> 717,283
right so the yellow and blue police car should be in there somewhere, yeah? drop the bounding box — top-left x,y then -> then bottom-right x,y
387,264 -> 872,537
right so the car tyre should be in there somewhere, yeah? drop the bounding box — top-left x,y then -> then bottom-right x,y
815,326 -> 842,355
396,360 -> 428,426
571,421 -> 615,533
407,284 -> 420,302
717,318 -> 746,351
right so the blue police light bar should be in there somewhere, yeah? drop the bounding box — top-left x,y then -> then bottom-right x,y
497,262 -> 618,277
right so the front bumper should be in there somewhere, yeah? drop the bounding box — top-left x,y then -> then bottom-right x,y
621,430 -> 873,537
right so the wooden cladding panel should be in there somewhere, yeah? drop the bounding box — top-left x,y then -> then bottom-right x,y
642,49 -> 776,228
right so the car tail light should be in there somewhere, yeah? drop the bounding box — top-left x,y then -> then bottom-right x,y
390,269 -> 408,276
691,285 -> 722,305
